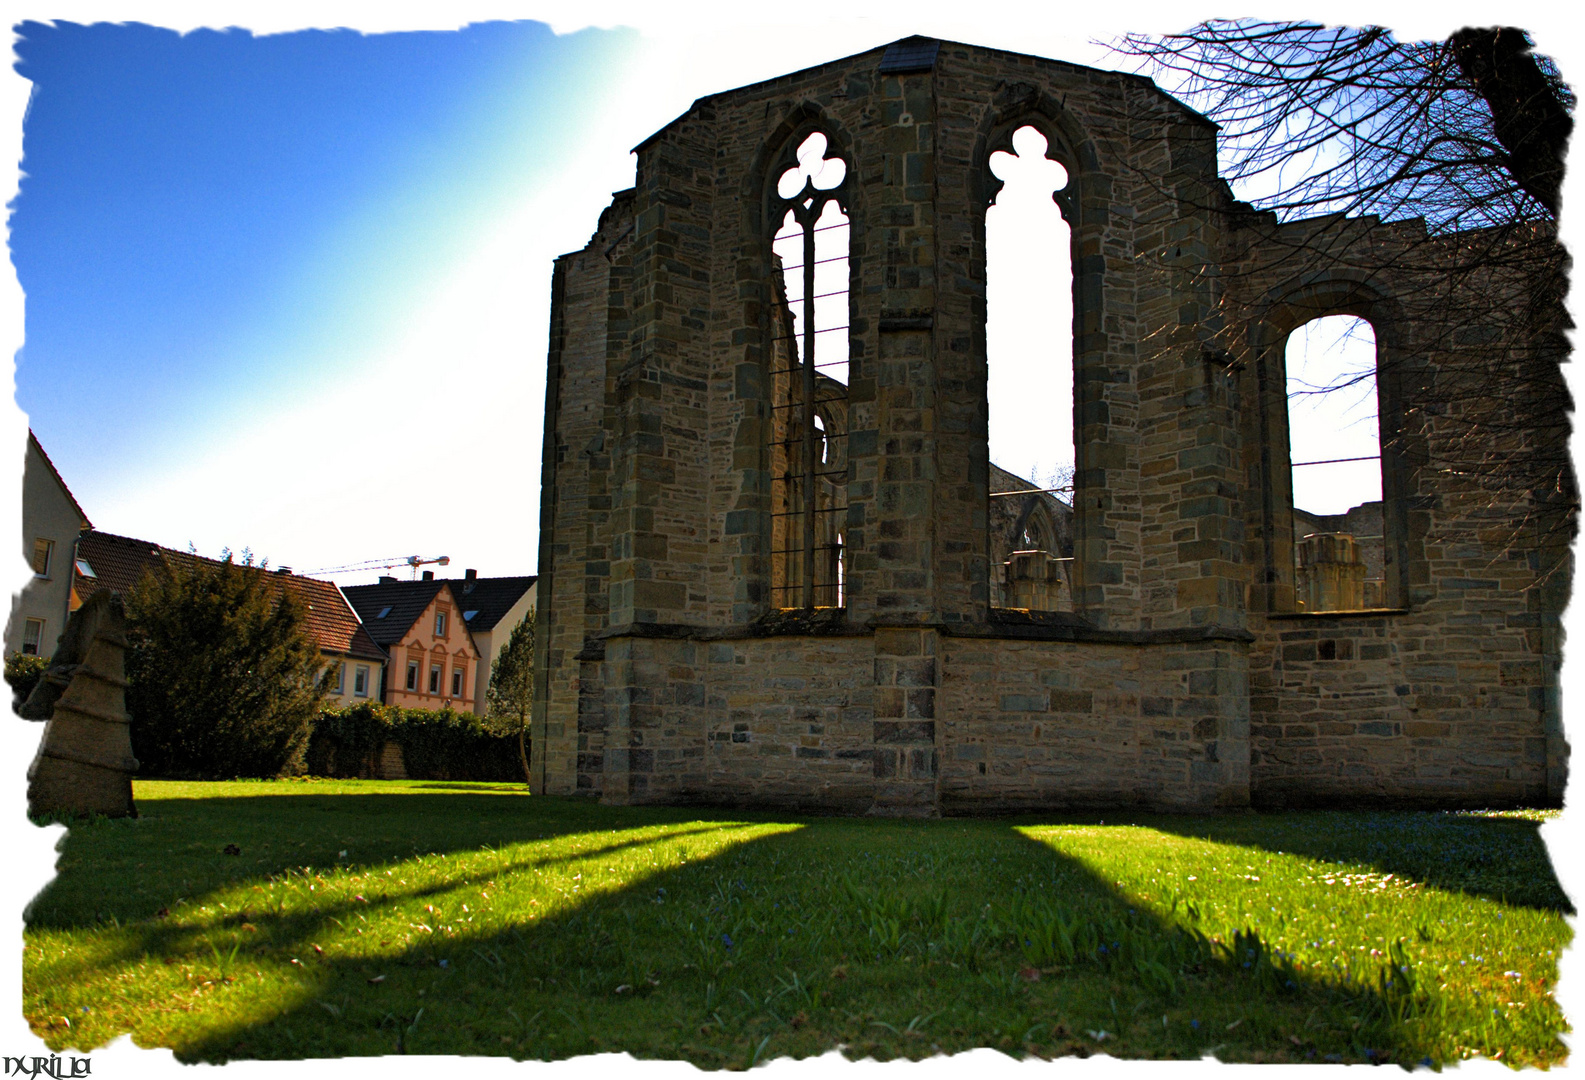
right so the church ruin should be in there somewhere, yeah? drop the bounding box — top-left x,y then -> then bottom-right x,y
531,37 -> 1570,813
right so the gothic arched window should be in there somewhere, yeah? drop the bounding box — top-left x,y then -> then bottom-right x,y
767,131 -> 850,610
985,124 -> 1074,612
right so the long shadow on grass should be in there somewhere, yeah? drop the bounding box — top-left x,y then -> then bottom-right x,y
1113,810 -> 1572,913
26,792 -> 788,929
27,796 -> 1478,1068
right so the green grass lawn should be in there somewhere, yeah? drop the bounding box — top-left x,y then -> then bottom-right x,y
24,780 -> 1571,1067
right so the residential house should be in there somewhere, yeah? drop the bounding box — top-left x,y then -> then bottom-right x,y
450,570 -> 537,711
342,575 -> 482,713
7,431 -> 93,658
69,530 -> 387,703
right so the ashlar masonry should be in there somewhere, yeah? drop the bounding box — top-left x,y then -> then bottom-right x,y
532,37 -> 1570,814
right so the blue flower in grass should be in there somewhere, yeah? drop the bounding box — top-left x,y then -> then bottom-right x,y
722,934 -> 733,950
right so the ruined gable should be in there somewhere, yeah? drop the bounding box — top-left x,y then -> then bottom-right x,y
531,38 -> 1568,814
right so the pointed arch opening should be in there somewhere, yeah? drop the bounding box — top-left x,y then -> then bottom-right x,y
985,124 -> 1074,613
767,131 -> 850,610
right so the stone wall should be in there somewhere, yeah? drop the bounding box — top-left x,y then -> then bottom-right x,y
1225,212 -> 1569,807
532,36 -> 1567,814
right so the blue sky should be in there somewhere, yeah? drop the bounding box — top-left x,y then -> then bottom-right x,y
4,6 -> 1580,585
4,12 -> 1113,584
15,20 -> 629,438
11,19 -> 644,580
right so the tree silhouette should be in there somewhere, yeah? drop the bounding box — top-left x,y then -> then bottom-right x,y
487,610 -> 535,786
1113,22 -> 1575,569
126,549 -> 330,779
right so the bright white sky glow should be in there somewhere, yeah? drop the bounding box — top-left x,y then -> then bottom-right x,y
1287,314 -> 1381,516
773,132 -> 852,389
987,125 -> 1072,494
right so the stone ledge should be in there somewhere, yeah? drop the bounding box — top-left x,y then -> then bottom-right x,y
594,616 -> 1254,646
1265,608 -> 1409,621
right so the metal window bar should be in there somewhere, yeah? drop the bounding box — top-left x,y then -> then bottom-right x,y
768,323 -> 851,344
769,508 -> 848,520
766,386 -> 850,400
989,485 -> 1074,497
1291,455 -> 1381,467
772,254 -> 850,273
769,455 -> 849,467
774,218 -> 850,238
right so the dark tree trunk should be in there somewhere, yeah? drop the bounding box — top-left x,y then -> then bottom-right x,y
518,714 -> 531,788
1450,27 -> 1574,216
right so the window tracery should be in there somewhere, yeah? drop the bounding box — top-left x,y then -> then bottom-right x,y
767,131 -> 850,610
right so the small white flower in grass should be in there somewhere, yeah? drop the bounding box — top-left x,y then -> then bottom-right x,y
1505,971 -> 1523,980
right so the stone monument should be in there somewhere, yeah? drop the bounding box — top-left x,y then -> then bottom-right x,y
21,590 -> 139,818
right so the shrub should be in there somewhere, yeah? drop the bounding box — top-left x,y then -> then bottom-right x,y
126,550 -> 328,779
6,652 -> 50,711
304,700 -> 392,777
306,702 -> 524,782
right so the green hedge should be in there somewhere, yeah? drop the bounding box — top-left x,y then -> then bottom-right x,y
306,701 -> 526,783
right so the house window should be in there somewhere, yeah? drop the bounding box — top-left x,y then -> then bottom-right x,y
354,665 -> 369,697
406,660 -> 419,691
768,129 -> 849,610
1286,315 -> 1385,612
429,663 -> 442,694
435,611 -> 447,637
333,663 -> 345,694
986,124 -> 1074,614
21,618 -> 44,655
31,538 -> 53,577
451,667 -> 464,697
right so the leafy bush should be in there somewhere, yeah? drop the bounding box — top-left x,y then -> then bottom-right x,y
306,701 -> 524,782
6,652 -> 50,711
126,550 -> 329,779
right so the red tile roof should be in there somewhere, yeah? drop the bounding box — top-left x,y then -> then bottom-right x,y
72,531 -> 386,663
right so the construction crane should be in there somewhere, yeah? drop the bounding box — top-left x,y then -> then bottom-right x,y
302,555 -> 451,579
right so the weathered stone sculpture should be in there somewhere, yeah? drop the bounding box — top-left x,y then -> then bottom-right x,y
22,590 -> 138,818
